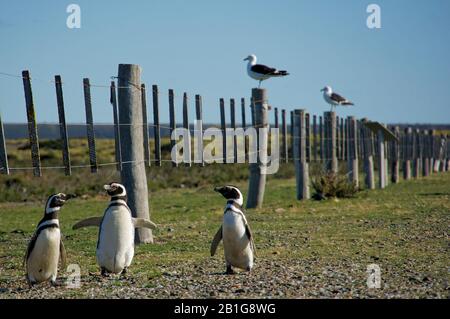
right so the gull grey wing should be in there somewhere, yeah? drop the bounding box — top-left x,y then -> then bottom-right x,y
251,64 -> 277,75
330,92 -> 347,104
132,218 -> 157,229
59,239 -> 67,269
23,233 -> 38,267
72,217 -> 103,230
210,225 -> 223,256
245,223 -> 256,257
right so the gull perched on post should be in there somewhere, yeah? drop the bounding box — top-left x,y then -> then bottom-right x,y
321,86 -> 354,111
244,54 -> 289,88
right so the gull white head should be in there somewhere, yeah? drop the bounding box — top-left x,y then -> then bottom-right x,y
320,86 -> 332,94
243,54 -> 257,64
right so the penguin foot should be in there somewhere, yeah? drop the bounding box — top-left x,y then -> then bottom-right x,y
50,280 -> 62,287
246,266 -> 252,272
120,268 -> 128,278
225,265 -> 235,275
101,267 -> 110,277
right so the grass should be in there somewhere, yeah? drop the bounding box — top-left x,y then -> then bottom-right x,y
0,168 -> 449,298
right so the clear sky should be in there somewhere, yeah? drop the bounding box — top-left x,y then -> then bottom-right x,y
1,0 -> 449,125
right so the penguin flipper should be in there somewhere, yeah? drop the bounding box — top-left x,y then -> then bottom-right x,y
72,217 -> 103,230
23,232 -> 38,267
210,225 -> 223,256
245,224 -> 257,257
132,218 -> 157,229
59,240 -> 67,269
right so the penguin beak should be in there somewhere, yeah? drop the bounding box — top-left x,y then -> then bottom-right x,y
214,186 -> 224,193
65,194 -> 76,200
103,184 -> 112,191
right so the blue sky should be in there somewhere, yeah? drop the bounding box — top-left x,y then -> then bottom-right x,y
0,0 -> 449,125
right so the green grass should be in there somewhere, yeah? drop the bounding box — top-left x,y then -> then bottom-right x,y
0,171 -> 449,298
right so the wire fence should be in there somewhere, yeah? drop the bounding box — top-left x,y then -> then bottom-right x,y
0,70 -> 449,178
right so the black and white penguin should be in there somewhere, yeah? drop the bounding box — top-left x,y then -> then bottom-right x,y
210,185 -> 256,274
72,182 -> 157,276
24,193 -> 75,286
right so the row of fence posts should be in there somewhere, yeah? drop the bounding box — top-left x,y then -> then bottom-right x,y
0,69 -> 450,208
289,110 -> 450,199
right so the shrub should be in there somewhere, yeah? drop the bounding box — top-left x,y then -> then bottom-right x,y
311,169 -> 359,200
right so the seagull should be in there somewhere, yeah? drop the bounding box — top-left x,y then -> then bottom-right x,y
244,54 -> 289,88
321,86 -> 354,111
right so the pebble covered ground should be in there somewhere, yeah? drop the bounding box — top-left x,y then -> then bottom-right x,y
1,175 -> 449,299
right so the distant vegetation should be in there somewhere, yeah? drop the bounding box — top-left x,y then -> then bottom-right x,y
0,138 -> 296,202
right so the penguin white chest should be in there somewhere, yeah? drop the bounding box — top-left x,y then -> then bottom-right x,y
222,211 -> 253,270
96,205 -> 135,273
27,227 -> 60,283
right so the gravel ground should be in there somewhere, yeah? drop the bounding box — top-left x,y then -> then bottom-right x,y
1,254 -> 448,299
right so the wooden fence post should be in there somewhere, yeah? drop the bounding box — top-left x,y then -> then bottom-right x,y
293,109 -> 310,200
391,126 -> 400,183
241,98 -> 248,162
403,127 -> 412,180
22,70 -> 41,177
0,113 -> 9,175
413,128 -> 421,178
441,134 -> 447,172
422,130 -> 430,176
54,75 -> 71,176
110,81 -> 122,171
336,116 -> 340,161
324,111 -> 337,173
319,116 -> 324,163
231,98 -> 237,163
290,111 -> 294,160
439,134 -> 446,172
344,118 -> 349,162
274,107 -> 279,129
378,130 -> 387,189
429,130 -> 435,174
195,94 -> 204,166
347,116 -> 359,187
152,85 -> 161,166
83,78 -> 98,173
220,98 -> 227,163
117,64 -> 152,244
247,88 -> 268,209
313,115 -> 318,162
305,113 -> 311,163
282,109 -> 288,163
340,117 -> 345,161
433,133 -> 442,172
183,93 -> 192,167
361,119 -> 375,189
168,89 -> 177,167
446,134 -> 450,172
141,84 -> 150,167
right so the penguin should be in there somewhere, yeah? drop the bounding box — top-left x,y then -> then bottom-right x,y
210,185 -> 256,274
24,193 -> 75,286
72,182 -> 157,276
